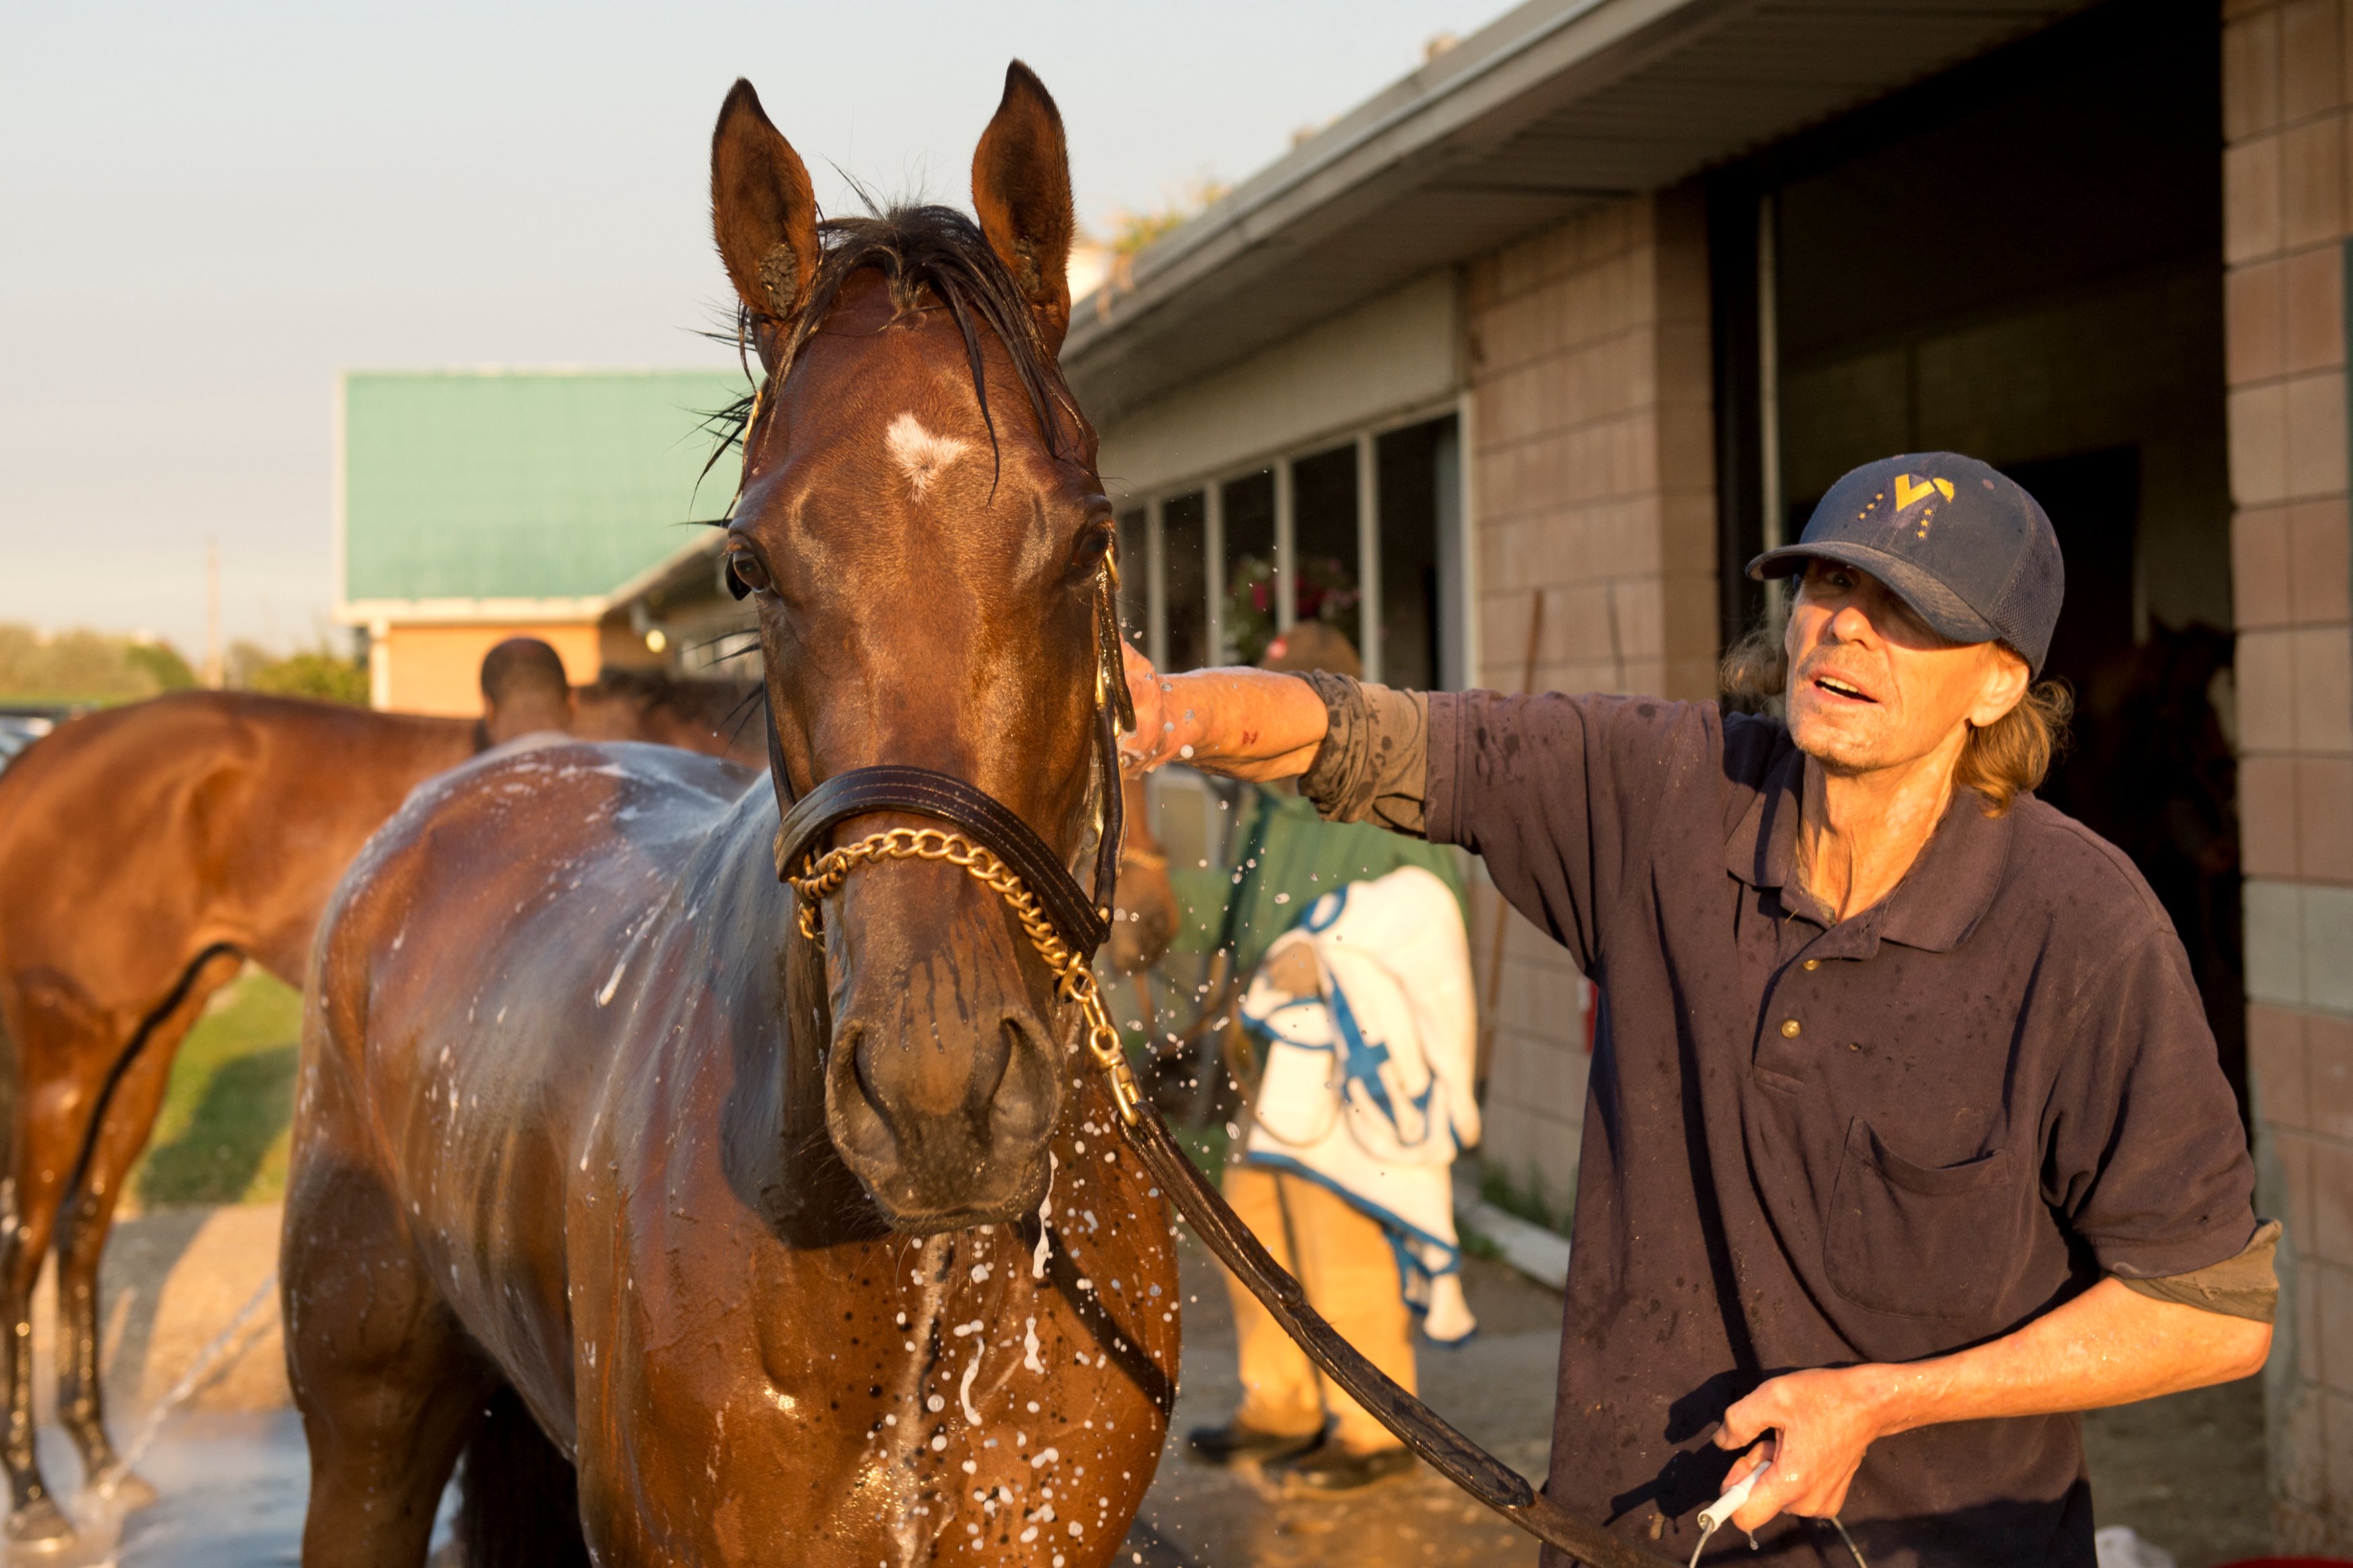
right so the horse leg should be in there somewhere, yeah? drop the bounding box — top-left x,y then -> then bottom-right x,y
453,1385 -> 590,1568
285,1122 -> 487,1567
53,1001 -> 209,1511
0,1012 -> 106,1550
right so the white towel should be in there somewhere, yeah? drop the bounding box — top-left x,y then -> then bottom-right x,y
1238,866 -> 1480,1343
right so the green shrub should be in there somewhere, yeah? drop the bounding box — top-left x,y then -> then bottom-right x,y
243,649 -> 368,705
0,624 -> 191,703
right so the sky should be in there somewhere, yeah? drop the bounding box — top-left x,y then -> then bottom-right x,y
0,1 -> 1507,657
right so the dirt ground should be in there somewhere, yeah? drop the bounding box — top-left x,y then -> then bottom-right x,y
1130,1239 -> 2276,1568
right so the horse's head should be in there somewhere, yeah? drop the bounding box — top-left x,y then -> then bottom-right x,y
712,67 -> 1106,1233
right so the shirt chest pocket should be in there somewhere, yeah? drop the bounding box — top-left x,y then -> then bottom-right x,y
1825,1118 -> 2021,1322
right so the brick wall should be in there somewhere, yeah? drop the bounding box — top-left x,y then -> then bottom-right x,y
1460,186 -> 1719,1213
2224,0 -> 2353,1547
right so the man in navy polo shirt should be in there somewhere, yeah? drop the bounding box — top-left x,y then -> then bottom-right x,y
1117,454 -> 2274,1567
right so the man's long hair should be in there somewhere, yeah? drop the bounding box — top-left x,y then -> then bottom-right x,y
1716,625 -> 2073,815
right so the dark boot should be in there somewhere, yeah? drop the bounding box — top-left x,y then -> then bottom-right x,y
1185,1421 -> 1324,1468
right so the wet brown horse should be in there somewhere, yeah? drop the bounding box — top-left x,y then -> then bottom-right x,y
283,67 -> 1179,1567
0,675 -> 760,1546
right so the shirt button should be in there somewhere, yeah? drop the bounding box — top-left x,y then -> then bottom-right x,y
1802,959 -> 1821,971
1780,1019 -> 1802,1038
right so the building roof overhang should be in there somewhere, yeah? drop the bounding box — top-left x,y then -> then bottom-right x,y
336,533 -> 725,628
1062,0 -> 2096,425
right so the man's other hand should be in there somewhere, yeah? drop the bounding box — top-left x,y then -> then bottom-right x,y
1715,1368 -> 1881,1530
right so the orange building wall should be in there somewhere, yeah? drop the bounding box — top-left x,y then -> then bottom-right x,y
374,623 -> 601,716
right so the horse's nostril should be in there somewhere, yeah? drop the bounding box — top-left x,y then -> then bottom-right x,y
989,1007 -> 1058,1147
840,1023 -> 878,1106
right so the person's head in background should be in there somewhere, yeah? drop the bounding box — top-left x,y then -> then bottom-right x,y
1257,621 -> 1362,679
479,638 -> 576,745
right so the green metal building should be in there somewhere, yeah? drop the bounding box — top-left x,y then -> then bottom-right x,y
334,367 -> 748,713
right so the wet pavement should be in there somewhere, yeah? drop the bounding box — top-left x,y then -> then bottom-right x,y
4,1410 -> 309,1567
1,1410 -> 466,1568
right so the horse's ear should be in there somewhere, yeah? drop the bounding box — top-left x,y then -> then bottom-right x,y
971,60 -> 1076,354
711,79 -> 820,327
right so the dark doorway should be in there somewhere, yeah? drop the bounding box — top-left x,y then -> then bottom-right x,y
2005,447 -> 2140,702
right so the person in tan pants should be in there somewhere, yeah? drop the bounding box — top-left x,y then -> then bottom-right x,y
1207,1163 -> 1421,1487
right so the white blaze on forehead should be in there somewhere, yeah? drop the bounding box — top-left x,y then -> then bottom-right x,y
885,411 -> 972,500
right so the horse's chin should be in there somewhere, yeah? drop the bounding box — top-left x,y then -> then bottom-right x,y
851,1145 -> 1055,1237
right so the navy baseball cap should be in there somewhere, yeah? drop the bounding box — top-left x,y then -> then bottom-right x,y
1748,453 -> 2065,675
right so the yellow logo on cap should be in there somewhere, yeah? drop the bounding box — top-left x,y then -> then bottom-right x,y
1893,474 -> 1955,510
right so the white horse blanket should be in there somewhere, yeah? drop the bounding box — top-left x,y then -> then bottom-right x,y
1236,864 -> 1481,1343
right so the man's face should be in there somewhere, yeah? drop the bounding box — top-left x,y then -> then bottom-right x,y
1782,559 -> 2027,776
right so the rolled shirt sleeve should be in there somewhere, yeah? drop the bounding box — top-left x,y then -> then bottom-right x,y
2114,1219 -> 2280,1323
1296,673 -> 1435,837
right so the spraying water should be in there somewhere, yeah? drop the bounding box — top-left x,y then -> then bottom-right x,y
87,1273 -> 279,1513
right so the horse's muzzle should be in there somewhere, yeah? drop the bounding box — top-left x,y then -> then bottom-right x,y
823,1002 -> 1062,1232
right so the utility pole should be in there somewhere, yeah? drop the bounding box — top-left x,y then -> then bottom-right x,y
203,537 -> 223,689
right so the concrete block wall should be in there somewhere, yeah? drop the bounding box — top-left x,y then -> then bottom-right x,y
2223,0 -> 2353,1547
1460,185 -> 1719,1214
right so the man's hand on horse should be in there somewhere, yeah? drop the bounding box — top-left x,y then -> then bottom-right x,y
1115,643 -> 1330,782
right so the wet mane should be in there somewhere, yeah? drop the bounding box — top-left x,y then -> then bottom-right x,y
703,204 -> 1082,492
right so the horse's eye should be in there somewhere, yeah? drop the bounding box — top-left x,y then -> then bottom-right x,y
1072,522 -> 1115,575
727,546 -> 773,598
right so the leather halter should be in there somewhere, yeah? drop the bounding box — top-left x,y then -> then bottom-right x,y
754,556 -> 1669,1568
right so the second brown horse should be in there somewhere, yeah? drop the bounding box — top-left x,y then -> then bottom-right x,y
0,672 -> 767,1545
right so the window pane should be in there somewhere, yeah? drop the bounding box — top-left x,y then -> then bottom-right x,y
1290,445 -> 1362,661
1115,507 -> 1148,643
1377,416 -> 1456,692
1162,491 -> 1209,671
1220,470 -> 1276,664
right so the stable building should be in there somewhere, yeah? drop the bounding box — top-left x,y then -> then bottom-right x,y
335,368 -> 748,714
1069,0 -> 2350,1540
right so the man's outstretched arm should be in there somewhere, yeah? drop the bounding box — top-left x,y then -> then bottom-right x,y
1716,1276 -> 2272,1530
1117,645 -> 1328,780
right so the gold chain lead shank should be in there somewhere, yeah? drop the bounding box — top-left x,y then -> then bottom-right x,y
787,827 -> 1144,1124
